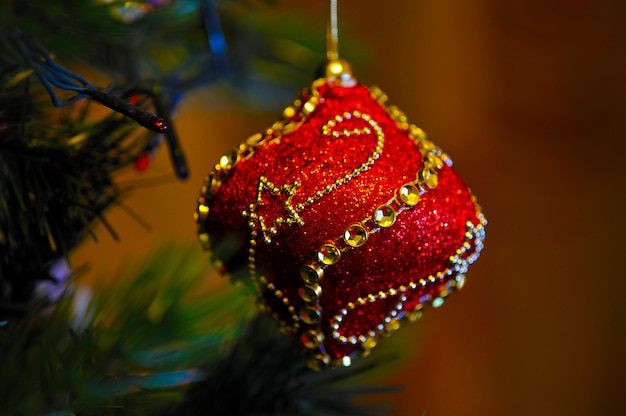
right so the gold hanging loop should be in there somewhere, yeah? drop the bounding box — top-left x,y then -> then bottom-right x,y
324,0 -> 354,83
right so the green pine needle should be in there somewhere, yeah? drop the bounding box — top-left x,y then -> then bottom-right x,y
0,243 -> 249,415
0,243 -> 399,415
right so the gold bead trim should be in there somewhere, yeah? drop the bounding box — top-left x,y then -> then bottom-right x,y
242,176 -> 303,244
257,273 -> 301,331
313,110 -> 385,204
329,217 -> 486,348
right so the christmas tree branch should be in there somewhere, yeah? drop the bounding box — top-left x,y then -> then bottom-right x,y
0,244 -> 396,415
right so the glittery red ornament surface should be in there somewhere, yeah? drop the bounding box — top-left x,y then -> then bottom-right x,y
196,73 -> 486,369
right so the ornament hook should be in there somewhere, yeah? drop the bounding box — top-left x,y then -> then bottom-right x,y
324,0 -> 354,83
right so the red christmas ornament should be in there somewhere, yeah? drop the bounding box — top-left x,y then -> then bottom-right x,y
196,60 -> 486,369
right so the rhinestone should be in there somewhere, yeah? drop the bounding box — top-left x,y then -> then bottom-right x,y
373,204 -> 396,227
417,168 -> 438,190
426,153 -> 444,170
219,150 -> 238,170
343,224 -> 368,247
197,232 -> 211,250
282,106 -> 296,118
200,179 -> 209,196
432,297 -> 445,308
300,264 -> 323,285
456,274 -> 467,289
303,96 -> 319,115
441,153 -> 453,166
298,284 -> 322,302
300,330 -> 324,349
398,183 -> 421,206
340,356 -> 352,367
208,173 -> 221,194
406,308 -> 423,322
362,337 -> 378,350
198,194 -> 209,205
246,133 -> 265,147
370,87 -> 388,103
409,124 -> 427,141
300,307 -> 321,324
210,257 -> 226,274
420,140 -> 436,153
197,204 -> 210,222
317,244 -> 341,265
384,319 -> 401,333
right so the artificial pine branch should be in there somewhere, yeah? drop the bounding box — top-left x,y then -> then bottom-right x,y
0,76 -> 155,315
0,0 -> 325,316
176,313 -> 397,416
0,244 -> 242,415
0,244 -> 396,416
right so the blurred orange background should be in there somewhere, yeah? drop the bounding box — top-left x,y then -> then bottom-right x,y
73,1 -> 626,415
